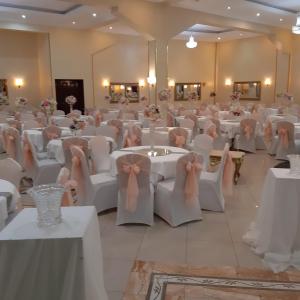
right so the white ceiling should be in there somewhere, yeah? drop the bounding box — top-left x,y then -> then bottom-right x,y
0,0 -> 298,40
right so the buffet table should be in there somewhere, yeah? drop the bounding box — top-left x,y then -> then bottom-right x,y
243,168 -> 300,272
0,206 -> 108,300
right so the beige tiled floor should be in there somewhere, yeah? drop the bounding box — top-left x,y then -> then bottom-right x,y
98,150 -> 277,300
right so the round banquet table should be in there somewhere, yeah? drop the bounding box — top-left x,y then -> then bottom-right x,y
101,120 -> 143,128
110,145 -> 189,181
0,179 -> 20,214
47,136 -> 116,164
23,128 -> 72,152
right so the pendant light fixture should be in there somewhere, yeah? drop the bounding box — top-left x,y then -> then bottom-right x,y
186,36 -> 197,48
292,12 -> 300,34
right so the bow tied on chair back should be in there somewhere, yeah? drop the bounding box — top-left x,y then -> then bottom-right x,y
46,132 -> 59,140
278,127 -> 289,148
57,167 -> 77,206
6,131 -> 16,160
207,125 -> 218,139
95,112 -> 103,127
123,126 -> 141,148
222,151 -> 234,195
184,160 -> 202,206
175,135 -> 186,148
23,133 -> 34,171
264,122 -> 273,144
122,163 -> 141,212
243,124 -> 253,140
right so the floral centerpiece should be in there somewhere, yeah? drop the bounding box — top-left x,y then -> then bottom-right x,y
230,91 -> 241,102
65,95 -> 77,112
15,97 -> 28,108
230,91 -> 242,116
158,89 -> 171,101
148,104 -> 161,121
41,98 -> 57,115
119,96 -> 129,109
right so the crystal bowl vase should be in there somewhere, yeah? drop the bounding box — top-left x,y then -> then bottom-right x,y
28,184 -> 65,227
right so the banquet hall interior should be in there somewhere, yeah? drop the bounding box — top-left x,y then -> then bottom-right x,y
1,0 -> 300,299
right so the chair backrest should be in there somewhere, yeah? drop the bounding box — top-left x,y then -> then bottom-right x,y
173,152 -> 203,206
179,118 -> 194,130
53,110 -> 65,116
204,120 -> 218,139
95,125 -> 117,142
5,127 -> 22,164
123,125 -> 142,148
0,158 -> 23,189
119,110 -> 138,120
217,143 -> 230,188
240,118 -> 257,140
62,137 -> 89,170
210,118 -> 222,135
107,119 -> 123,141
54,117 -> 73,127
277,121 -> 295,147
70,145 -> 93,205
42,125 -> 62,149
116,153 -> 151,212
90,135 -> 111,173
23,120 -> 40,130
185,114 -> 198,129
169,127 -> 188,148
167,111 -> 175,127
194,134 -> 213,153
81,125 -> 96,136
7,120 -> 22,132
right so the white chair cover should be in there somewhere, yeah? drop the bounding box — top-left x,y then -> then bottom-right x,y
234,118 -> 257,153
4,127 -> 22,165
198,143 -> 230,212
169,127 -> 188,148
155,152 -> 203,227
122,125 -> 142,148
193,134 -> 213,171
23,120 -> 40,130
53,110 -> 65,116
210,118 -> 230,150
42,125 -> 62,150
72,109 -> 82,116
96,125 -> 117,143
70,145 -> 118,211
116,153 -> 153,225
0,158 -> 23,190
54,117 -> 73,127
81,126 -> 96,136
90,136 -> 111,173
179,118 -> 194,131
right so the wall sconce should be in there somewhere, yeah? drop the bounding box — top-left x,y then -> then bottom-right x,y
120,85 -> 125,90
102,79 -> 110,88
264,78 -> 272,86
127,86 -> 132,91
168,79 -> 175,87
225,78 -> 232,86
139,79 -> 145,88
202,82 -> 206,87
147,76 -> 156,87
15,78 -> 24,88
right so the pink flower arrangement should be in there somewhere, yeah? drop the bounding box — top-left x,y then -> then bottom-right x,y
230,91 -> 241,101
158,89 -> 171,101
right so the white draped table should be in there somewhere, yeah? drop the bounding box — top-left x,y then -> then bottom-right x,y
0,179 -> 20,213
0,206 -> 108,300
175,116 -> 208,130
243,168 -> 300,273
24,128 -> 72,152
110,145 -> 189,180
47,136 -> 116,164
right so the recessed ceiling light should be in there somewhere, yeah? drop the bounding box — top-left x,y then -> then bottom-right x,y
109,26 -> 113,30
256,12 -> 261,17
217,37 -> 221,40
227,6 -> 231,10
92,13 -> 97,17
72,21 -> 76,25
280,18 -> 283,22
22,14 -> 26,19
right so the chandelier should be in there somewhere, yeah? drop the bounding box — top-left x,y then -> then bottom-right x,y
186,36 -> 197,48
292,13 -> 300,34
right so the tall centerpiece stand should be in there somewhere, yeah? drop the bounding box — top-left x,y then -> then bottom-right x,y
40,98 -> 57,125
65,95 -> 77,113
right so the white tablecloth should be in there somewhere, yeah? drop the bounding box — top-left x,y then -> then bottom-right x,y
0,179 -> 20,213
0,206 -> 108,300
175,116 -> 208,130
101,120 -> 143,128
220,120 -> 242,139
110,145 -> 189,179
244,168 -> 300,273
0,196 -> 7,231
47,136 -> 116,164
24,128 -> 72,152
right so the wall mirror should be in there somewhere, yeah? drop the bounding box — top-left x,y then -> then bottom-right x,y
233,81 -> 261,100
109,83 -> 139,103
0,79 -> 9,105
175,83 -> 201,101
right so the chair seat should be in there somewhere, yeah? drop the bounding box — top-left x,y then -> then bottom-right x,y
91,172 -> 117,187
156,178 -> 175,192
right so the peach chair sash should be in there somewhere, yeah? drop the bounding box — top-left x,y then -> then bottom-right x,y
278,127 -> 289,148
166,111 -> 175,127
222,151 -> 234,195
95,111 -> 103,127
169,127 -> 188,148
107,119 -> 123,139
23,132 -> 34,171
5,129 -> 17,160
240,119 -> 256,140
243,124 -> 253,140
264,121 -> 273,144
123,125 -> 142,148
56,167 -> 76,206
117,154 -> 151,213
15,112 -> 21,121
184,160 -> 202,206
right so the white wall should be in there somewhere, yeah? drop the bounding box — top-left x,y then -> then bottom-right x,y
290,35 -> 300,103
216,36 -> 277,105
0,29 -> 42,107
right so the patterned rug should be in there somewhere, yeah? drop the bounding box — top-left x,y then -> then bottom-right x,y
124,261 -> 300,299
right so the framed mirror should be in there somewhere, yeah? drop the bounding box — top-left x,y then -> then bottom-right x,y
175,83 -> 201,101
233,81 -> 261,100
109,83 -> 139,103
0,79 -> 9,105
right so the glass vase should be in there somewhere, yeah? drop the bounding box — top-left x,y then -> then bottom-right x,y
28,184 -> 65,227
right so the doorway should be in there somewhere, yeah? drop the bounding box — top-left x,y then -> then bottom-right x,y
55,79 -> 85,114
